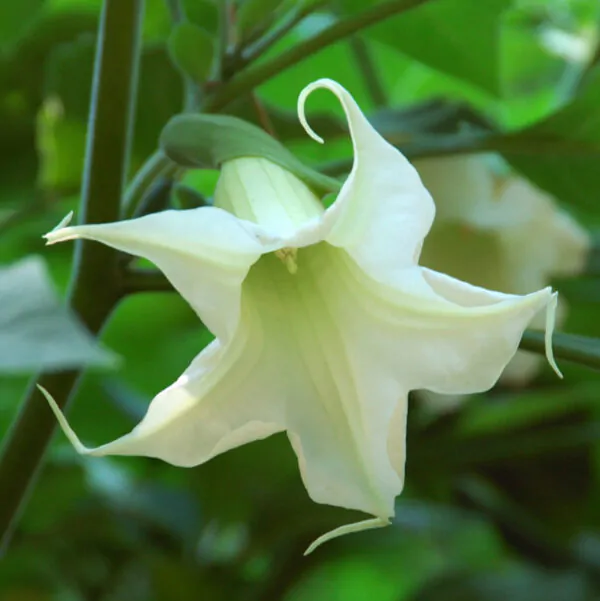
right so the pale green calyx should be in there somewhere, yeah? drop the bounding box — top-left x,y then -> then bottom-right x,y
213,157 -> 325,238
160,112 -> 340,195
42,79 -> 561,554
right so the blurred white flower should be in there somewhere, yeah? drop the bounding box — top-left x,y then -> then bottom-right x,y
539,27 -> 596,64
416,155 -> 589,399
41,82 -> 559,553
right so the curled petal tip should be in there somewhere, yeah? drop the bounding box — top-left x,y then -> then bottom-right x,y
298,81 -> 327,144
303,517 -> 391,555
37,384 -> 91,455
545,291 -> 563,379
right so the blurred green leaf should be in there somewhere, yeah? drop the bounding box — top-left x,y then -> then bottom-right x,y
503,68 -> 600,215
412,565 -> 592,601
168,22 -> 214,84
339,0 -> 509,94
181,0 -> 219,34
36,96 -> 87,193
456,384 -> 598,437
0,257 -> 117,373
0,0 -> 45,51
237,0 -> 287,43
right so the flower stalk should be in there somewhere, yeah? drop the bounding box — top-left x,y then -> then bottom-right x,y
0,0 -> 144,550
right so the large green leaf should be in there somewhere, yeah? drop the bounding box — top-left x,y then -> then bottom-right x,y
502,68 -> 600,216
0,257 -> 117,372
339,0 -> 510,95
0,0 -> 45,51
413,565 -> 592,601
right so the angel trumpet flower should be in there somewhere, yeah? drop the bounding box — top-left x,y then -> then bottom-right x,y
42,79 -> 560,554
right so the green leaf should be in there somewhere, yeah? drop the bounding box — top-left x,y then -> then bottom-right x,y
181,0 -> 219,34
0,257 -> 117,373
0,0 -> 45,51
237,0 -> 287,43
502,68 -> 600,215
413,566 -> 591,601
168,21 -> 214,84
36,97 -> 87,194
160,113 -> 341,193
339,0 -> 509,95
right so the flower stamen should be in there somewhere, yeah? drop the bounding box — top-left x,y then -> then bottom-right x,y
275,247 -> 298,274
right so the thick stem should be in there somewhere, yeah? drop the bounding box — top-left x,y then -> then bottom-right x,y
204,0 -> 432,113
0,0 -> 143,551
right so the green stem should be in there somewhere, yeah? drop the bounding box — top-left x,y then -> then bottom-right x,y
122,267 -> 174,294
237,0 -> 327,69
122,150 -> 177,218
204,0 -> 432,113
347,35 -> 387,107
164,0 -> 183,21
319,132 -> 598,176
0,0 -> 143,551
521,330 -> 600,373
216,0 -> 233,80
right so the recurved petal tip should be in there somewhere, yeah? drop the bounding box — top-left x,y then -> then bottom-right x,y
304,517 -> 391,555
37,384 -> 91,455
545,291 -> 563,379
297,79 -> 335,144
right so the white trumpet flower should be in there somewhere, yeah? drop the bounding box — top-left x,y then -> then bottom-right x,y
42,80 -> 560,554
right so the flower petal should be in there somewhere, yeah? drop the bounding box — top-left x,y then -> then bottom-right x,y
42,325 -> 286,466
246,249 -> 405,521
382,265 -> 560,393
44,208 -> 270,342
44,244 -> 406,528
297,78 -> 435,280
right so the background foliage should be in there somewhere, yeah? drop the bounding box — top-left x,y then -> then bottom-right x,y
2,0 -> 600,599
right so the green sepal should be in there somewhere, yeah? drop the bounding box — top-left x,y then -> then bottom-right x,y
159,113 -> 341,195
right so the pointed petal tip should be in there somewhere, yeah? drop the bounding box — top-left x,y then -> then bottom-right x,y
303,517 -> 391,555
545,291 -> 563,379
43,211 -> 75,245
37,384 -> 91,455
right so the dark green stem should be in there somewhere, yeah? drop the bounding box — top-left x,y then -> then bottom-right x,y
319,132 -> 599,176
122,150 -> 178,218
521,330 -> 600,373
0,0 -> 143,551
348,35 -> 387,107
204,0 -> 432,112
122,267 -> 174,294
237,0 -> 327,70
